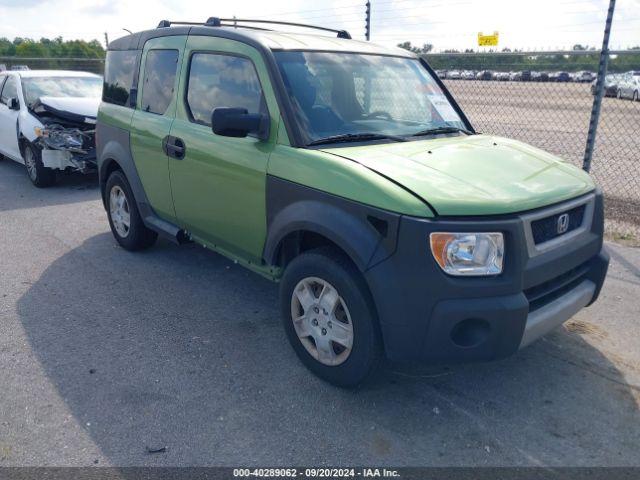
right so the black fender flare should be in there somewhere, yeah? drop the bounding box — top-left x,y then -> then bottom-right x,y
263,177 -> 401,272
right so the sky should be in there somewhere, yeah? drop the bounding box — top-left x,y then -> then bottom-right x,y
0,0 -> 638,51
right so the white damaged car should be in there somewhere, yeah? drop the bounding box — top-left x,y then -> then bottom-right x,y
0,70 -> 102,187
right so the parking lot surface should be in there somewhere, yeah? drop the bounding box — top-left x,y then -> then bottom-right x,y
0,160 -> 639,467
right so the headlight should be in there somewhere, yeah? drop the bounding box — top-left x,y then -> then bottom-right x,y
430,232 -> 504,276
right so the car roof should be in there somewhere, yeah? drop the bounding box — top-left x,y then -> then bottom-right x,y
10,70 -> 101,78
108,24 -> 414,58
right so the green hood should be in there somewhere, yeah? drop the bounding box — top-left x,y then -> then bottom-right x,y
321,135 -> 595,216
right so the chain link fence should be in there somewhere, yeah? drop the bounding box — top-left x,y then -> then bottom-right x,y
425,50 -> 640,242
2,52 -> 638,241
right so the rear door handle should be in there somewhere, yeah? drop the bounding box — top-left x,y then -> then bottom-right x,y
162,136 -> 186,160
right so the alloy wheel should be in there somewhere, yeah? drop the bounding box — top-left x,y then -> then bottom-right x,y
24,148 -> 37,181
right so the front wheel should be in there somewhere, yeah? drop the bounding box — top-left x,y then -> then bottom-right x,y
280,248 -> 382,387
23,143 -> 56,188
105,170 -> 157,251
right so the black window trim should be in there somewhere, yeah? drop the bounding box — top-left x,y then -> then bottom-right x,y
183,49 -> 271,133
139,48 -> 180,116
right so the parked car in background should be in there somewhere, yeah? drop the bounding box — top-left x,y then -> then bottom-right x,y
590,74 -> 619,97
0,64 -> 7,72
617,74 -> 640,101
574,71 -> 595,83
476,70 -> 493,81
509,71 -> 522,81
496,71 -> 510,81
555,72 -> 571,82
447,69 -> 461,79
0,70 -> 102,187
435,69 -> 447,79
461,70 -> 475,80
520,70 -> 532,82
97,19 -> 608,387
10,65 -> 30,71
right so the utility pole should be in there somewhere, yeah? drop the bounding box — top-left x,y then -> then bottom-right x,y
104,32 -> 109,48
365,1 -> 371,41
583,0 -> 615,172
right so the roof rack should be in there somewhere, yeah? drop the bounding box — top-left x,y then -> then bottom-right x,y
156,18 -> 352,39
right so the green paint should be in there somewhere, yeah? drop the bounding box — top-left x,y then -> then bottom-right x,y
321,134 -> 595,216
129,36 -> 187,221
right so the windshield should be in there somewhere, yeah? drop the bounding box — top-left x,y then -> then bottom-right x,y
274,51 -> 467,144
21,76 -> 103,107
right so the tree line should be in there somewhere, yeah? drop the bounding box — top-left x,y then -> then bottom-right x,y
398,42 -> 640,73
0,37 -> 105,58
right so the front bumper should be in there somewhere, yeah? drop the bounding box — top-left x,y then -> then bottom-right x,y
365,191 -> 609,363
41,148 -> 97,173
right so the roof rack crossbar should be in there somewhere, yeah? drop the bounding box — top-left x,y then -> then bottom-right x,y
217,18 -> 351,39
156,18 -> 351,39
157,20 -> 214,28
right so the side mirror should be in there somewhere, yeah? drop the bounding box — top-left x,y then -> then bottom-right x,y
211,107 -> 269,140
8,97 -> 19,110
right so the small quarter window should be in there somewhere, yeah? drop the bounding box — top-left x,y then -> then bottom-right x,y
186,53 -> 265,126
141,49 -> 179,115
103,50 -> 139,107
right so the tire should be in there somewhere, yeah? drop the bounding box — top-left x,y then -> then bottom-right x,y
105,170 -> 157,251
634,91 -> 639,102
280,248 -> 382,387
617,89 -> 622,99
23,143 -> 56,188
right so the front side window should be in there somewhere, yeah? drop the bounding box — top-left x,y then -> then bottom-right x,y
21,76 -> 102,107
141,49 -> 179,115
274,51 -> 466,143
103,50 -> 139,107
186,53 -> 265,126
1,75 -> 18,104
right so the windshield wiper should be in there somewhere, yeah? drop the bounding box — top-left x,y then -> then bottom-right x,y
411,126 -> 474,137
307,132 -> 408,147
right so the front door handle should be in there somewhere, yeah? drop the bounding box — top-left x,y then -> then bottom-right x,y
162,136 -> 186,160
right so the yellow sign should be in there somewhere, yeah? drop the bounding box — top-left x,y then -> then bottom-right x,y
478,31 -> 499,47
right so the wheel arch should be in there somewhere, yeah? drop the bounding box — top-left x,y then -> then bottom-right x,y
264,177 -> 402,274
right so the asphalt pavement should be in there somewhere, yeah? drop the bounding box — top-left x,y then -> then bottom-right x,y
0,159 -> 639,467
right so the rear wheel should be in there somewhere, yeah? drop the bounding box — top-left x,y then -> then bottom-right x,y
280,248 -> 382,387
634,91 -> 639,102
105,170 -> 157,251
23,143 -> 56,188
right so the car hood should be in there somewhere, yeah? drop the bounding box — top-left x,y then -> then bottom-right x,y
321,134 -> 595,216
34,96 -> 100,123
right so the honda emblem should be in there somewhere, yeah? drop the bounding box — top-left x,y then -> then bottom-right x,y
557,213 -> 570,234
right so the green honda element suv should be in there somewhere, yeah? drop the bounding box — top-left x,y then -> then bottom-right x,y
97,18 -> 609,387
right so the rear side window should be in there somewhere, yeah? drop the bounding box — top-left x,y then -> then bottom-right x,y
103,50 -> 139,107
186,53 -> 265,126
0,76 -> 18,104
141,49 -> 179,115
